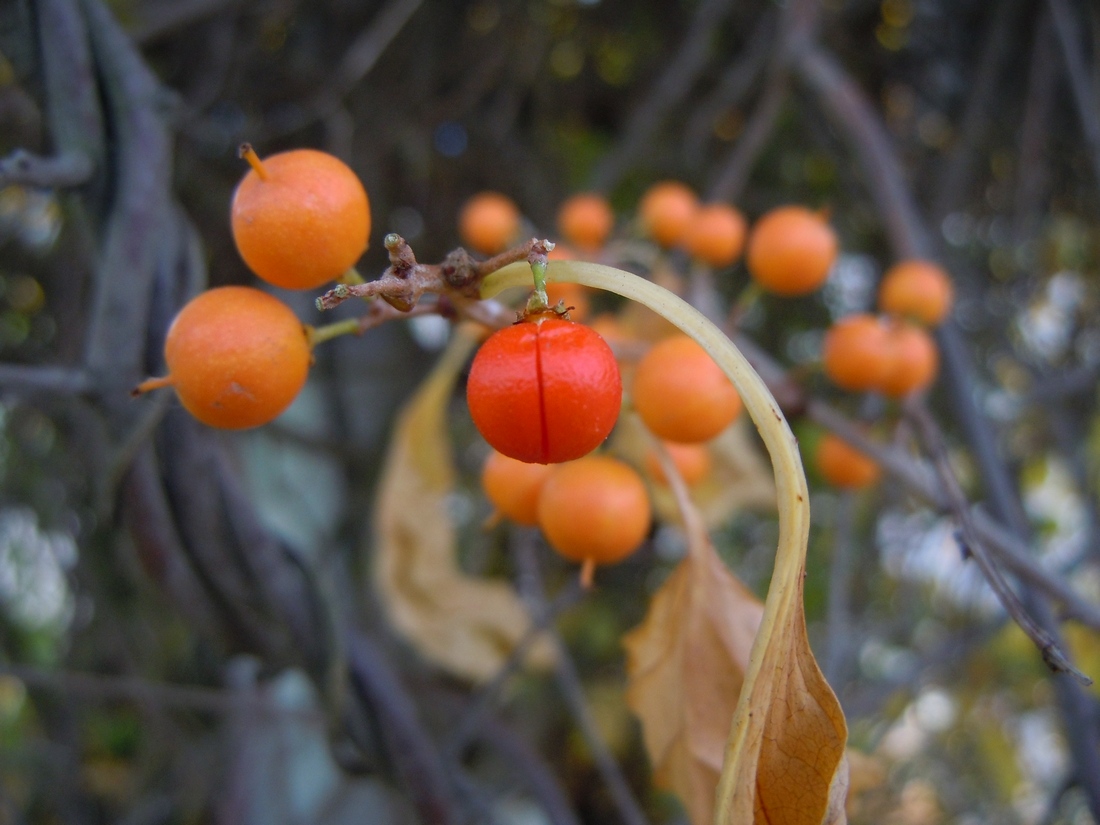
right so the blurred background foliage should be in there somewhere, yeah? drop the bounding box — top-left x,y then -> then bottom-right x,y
0,0 -> 1100,823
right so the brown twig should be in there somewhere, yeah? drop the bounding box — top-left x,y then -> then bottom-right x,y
512,535 -> 651,825
316,235 -> 554,312
587,0 -> 738,191
260,0 -> 425,140
1047,0 -> 1100,188
682,11 -> 777,163
0,149 -> 93,189
0,662 -> 322,719
904,398 -> 1091,686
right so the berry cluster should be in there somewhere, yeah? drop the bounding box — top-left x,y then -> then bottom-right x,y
135,145 -> 371,428
136,149 -> 954,579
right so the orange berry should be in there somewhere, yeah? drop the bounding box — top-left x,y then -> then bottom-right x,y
135,286 -> 311,430
822,314 -> 893,392
537,455 -> 651,570
466,317 -> 622,464
681,202 -> 747,268
878,259 -> 954,326
816,434 -> 880,489
588,313 -> 632,346
231,146 -> 370,290
880,322 -> 939,398
746,205 -> 838,296
644,441 -> 712,487
459,191 -> 521,255
632,335 -> 741,443
640,181 -> 699,247
557,193 -> 615,251
544,281 -> 592,322
481,450 -> 555,526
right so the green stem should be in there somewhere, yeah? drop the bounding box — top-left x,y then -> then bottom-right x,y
731,279 -> 764,322
525,259 -> 550,314
306,318 -> 363,347
480,259 -> 816,825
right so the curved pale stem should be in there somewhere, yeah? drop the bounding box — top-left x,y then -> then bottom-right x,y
481,260 -> 811,824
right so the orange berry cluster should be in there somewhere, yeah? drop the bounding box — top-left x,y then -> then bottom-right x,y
135,146 -> 372,429
822,260 -> 952,399
471,322 -> 742,582
816,259 -> 953,488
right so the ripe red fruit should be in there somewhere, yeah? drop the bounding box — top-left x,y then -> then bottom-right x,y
231,146 -> 370,290
467,318 -> 622,464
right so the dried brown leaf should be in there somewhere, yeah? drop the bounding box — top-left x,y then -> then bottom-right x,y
625,439 -> 848,825
373,325 -> 554,683
623,531 -> 762,825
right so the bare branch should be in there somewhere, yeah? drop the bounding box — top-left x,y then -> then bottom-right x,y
905,398 -> 1090,686
0,149 -> 93,189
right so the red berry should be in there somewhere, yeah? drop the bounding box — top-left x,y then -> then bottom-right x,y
467,318 -> 622,464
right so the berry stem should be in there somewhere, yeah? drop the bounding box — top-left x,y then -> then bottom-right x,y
479,259 -> 841,824
131,374 -> 175,396
306,318 -> 364,347
525,258 -> 550,314
579,557 -> 596,590
238,143 -> 269,182
730,280 -> 764,326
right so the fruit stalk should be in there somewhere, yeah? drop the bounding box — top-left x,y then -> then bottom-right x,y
480,259 -> 820,824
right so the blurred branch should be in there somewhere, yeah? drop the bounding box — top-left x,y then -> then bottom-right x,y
130,0 -> 242,43
0,148 -> 93,188
794,38 -> 1100,817
1013,8 -> 1057,243
1047,0 -> 1100,187
683,11 -> 776,163
823,492 -> 858,686
513,534 -> 651,825
905,398 -> 1090,685
0,363 -> 92,395
707,0 -> 822,202
708,72 -> 788,203
261,0 -> 425,141
588,0 -> 737,192
37,0 -> 104,175
444,573 -> 582,758
0,662 -> 321,719
344,630 -> 459,825
930,0 -> 1027,221
78,0 -> 172,386
795,46 -> 930,256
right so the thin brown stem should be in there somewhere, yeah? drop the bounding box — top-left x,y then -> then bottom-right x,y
904,398 -> 1090,686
